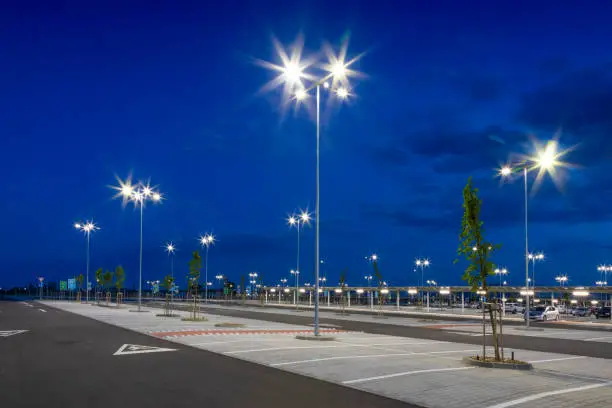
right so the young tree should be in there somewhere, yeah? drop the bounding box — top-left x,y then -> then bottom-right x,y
95,268 -> 103,304
76,274 -> 84,302
188,251 -> 202,320
456,177 -> 502,361
114,266 -> 125,305
101,270 -> 113,305
162,274 -> 174,316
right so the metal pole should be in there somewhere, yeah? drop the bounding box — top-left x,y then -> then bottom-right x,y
205,246 -> 209,303
86,232 -> 90,303
296,223 -> 300,306
314,84 -> 320,336
524,167 -> 530,328
138,202 -> 143,311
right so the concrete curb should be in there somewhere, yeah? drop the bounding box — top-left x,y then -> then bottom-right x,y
462,356 -> 533,370
295,334 -> 336,341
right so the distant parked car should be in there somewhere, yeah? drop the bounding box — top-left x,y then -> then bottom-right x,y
571,307 -> 591,317
504,303 -> 525,314
525,306 -> 559,321
595,307 -> 611,319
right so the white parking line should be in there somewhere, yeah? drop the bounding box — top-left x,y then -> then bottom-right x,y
527,356 -> 586,364
38,309 -> 47,313
486,382 -> 612,408
342,367 -> 474,384
223,344 -> 364,354
585,336 -> 612,341
272,349 -> 478,366
192,338 -> 297,346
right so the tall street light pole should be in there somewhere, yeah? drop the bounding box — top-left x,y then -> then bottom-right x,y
500,138 -> 573,328
288,210 -> 311,308
258,36 -> 363,336
112,176 -> 163,312
528,252 -> 545,289
494,267 -> 508,300
199,233 -> 216,304
74,220 -> 99,303
415,258 -> 430,308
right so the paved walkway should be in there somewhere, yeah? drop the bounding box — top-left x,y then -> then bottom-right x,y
43,301 -> 612,408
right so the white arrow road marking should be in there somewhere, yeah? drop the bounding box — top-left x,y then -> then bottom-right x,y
113,344 -> 177,356
38,309 -> 47,313
0,330 -> 29,337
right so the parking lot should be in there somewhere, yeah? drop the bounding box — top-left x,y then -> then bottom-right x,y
43,301 -> 612,408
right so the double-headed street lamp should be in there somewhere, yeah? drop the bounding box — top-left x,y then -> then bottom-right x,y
112,176 -> 163,312
499,138 -> 572,328
415,258 -> 430,307
74,220 -> 99,303
555,275 -> 568,287
249,272 -> 258,297
290,269 -> 300,307
494,267 -> 508,300
199,233 -> 215,303
287,210 -> 311,302
259,36 -> 363,337
528,252 -> 544,288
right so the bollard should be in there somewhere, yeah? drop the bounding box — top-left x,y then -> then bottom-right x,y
511,351 -> 515,361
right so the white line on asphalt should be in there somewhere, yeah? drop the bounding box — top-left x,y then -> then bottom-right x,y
527,356 -> 586,364
585,336 -> 612,341
486,382 -> 612,408
223,344 -> 365,354
38,309 -> 47,313
271,349 -> 478,366
341,340 -> 448,347
191,338 -> 295,346
342,367 -> 474,384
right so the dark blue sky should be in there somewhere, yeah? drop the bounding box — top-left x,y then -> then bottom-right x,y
2,1 -> 612,290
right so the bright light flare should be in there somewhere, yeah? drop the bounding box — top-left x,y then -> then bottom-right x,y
111,176 -> 163,208
256,35 -> 316,107
499,166 -> 512,177
74,220 -> 99,234
295,88 -> 308,101
299,210 -> 311,224
165,242 -> 176,254
336,87 -> 349,99
321,36 -> 365,90
199,233 -> 216,248
526,135 -> 576,193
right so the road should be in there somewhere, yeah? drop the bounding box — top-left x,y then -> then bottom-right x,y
0,300 -> 418,408
191,303 -> 612,360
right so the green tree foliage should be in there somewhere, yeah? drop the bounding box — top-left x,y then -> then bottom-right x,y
163,274 -> 175,316
456,177 -> 500,291
114,265 -> 125,291
95,268 -> 103,287
455,177 -> 503,361
102,270 -> 114,292
188,251 -> 202,319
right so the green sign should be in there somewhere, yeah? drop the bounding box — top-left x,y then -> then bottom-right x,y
59,281 -> 68,291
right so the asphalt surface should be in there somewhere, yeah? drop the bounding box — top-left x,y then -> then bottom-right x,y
0,300 -> 419,408
191,303 -> 612,360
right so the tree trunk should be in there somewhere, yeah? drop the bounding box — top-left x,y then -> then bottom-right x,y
488,303 -> 501,361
